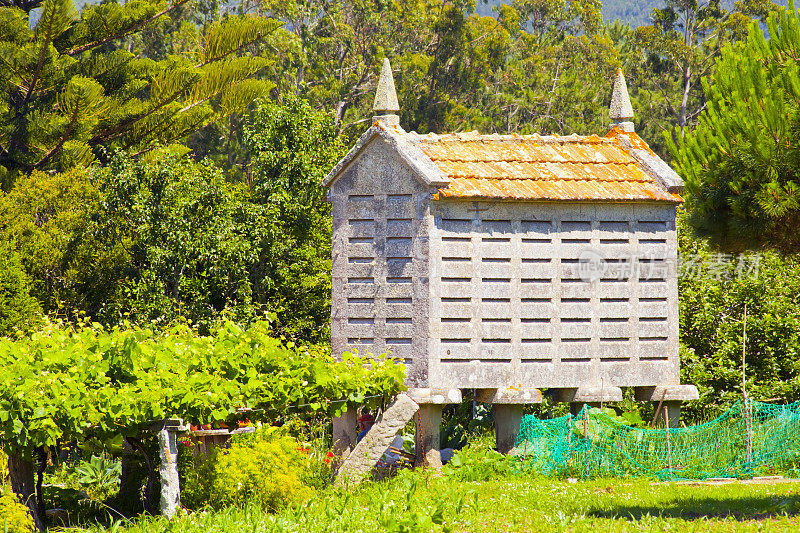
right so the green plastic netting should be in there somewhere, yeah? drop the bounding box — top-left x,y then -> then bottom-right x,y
514,400 -> 800,480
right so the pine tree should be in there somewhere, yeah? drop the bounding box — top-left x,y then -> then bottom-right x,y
0,0 -> 280,189
669,2 -> 800,253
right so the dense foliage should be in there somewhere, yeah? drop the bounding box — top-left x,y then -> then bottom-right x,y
671,3 -> 800,253
0,240 -> 41,337
0,0 -> 279,188
0,97 -> 342,339
244,96 -> 344,342
678,221 -> 800,418
0,319 -> 404,458
90,154 -> 259,331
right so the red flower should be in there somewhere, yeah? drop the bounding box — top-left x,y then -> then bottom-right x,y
326,451 -> 335,458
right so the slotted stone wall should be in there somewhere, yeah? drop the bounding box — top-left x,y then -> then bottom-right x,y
427,201 -> 678,389
330,137 -> 432,387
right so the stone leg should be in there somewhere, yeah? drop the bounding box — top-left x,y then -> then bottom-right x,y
332,408 -> 358,468
570,402 -> 600,416
414,404 -> 443,468
493,405 -> 524,454
662,401 -> 682,428
158,428 -> 180,519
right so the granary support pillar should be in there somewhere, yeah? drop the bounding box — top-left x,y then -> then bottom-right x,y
476,388 -> 543,455
635,385 -> 699,428
407,388 -> 462,467
332,408 -> 358,464
557,386 -> 623,417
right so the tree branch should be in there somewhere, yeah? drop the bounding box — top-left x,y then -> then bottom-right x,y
65,0 -> 190,57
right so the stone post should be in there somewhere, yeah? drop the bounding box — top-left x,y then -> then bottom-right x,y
415,404 -> 443,468
493,405 -> 524,454
634,385 -> 699,429
406,388 -> 462,468
153,419 -> 185,519
331,408 -> 358,467
663,401 -> 682,428
476,388 -> 542,455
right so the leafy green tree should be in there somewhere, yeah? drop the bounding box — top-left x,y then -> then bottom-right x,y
670,4 -> 800,253
0,0 -> 280,189
0,168 -> 113,317
244,95 -> 345,342
90,153 -> 259,332
0,240 -> 41,337
633,0 -> 775,144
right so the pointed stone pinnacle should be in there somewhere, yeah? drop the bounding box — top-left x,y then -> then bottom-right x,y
609,68 -> 634,124
373,58 -> 399,114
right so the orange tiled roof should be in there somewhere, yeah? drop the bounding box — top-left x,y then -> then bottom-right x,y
408,131 -> 681,203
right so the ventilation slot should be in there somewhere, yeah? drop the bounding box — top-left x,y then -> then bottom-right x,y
348,318 -> 374,325
387,194 -> 412,201
348,297 -> 374,304
348,277 -> 374,284
348,338 -> 373,344
386,318 -> 412,324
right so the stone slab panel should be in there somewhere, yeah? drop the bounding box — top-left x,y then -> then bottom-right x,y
335,394 -> 419,486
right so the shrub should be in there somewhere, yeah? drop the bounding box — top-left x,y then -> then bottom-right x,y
181,428 -> 313,512
0,489 -> 34,533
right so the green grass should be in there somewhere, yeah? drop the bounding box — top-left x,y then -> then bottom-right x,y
69,471 -> 800,533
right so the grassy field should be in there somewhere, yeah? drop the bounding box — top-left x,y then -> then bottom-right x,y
69,472 -> 800,533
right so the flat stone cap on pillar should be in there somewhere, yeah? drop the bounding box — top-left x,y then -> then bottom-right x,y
635,385 -> 699,402
556,386 -> 623,403
475,387 -> 542,405
405,387 -> 462,405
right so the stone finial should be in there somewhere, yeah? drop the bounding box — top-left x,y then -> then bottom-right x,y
609,68 -> 634,132
373,58 -> 400,126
